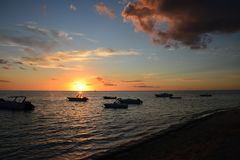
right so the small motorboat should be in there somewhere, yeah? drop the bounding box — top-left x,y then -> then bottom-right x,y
103,96 -> 117,99
200,94 -> 212,97
104,102 -> 128,109
155,93 -> 173,98
169,96 -> 182,99
116,98 -> 143,104
0,96 -> 35,111
67,97 -> 88,102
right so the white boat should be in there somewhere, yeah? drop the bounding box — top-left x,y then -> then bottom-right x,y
0,96 -> 35,111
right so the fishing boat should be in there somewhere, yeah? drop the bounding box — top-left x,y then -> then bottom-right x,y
67,93 -> 88,102
200,94 -> 212,97
116,98 -> 143,104
155,93 -> 173,98
103,96 -> 117,99
67,96 -> 88,102
0,96 -> 35,111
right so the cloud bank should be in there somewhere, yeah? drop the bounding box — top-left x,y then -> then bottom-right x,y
0,23 -> 73,53
95,2 -> 116,19
122,0 -> 240,49
20,48 -> 139,69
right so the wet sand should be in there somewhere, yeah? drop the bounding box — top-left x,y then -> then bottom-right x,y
94,107 -> 240,160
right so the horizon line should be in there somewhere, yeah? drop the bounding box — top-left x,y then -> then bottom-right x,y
0,89 -> 240,92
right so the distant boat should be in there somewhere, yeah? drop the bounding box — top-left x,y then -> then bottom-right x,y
67,97 -> 88,102
169,96 -> 182,99
116,98 -> 143,104
103,96 -> 117,99
155,93 -> 173,98
104,102 -> 128,109
200,94 -> 212,97
0,96 -> 35,111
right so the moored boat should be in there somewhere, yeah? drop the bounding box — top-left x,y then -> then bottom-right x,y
0,96 -> 35,111
103,96 -> 117,99
200,94 -> 212,97
155,93 -> 173,98
67,97 -> 88,102
116,98 -> 143,104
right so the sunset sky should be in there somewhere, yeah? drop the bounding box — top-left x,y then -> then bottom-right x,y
0,0 -> 240,91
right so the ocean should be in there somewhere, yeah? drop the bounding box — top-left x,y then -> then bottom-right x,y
0,91 -> 240,160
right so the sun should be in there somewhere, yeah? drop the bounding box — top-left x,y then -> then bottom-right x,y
71,81 -> 88,91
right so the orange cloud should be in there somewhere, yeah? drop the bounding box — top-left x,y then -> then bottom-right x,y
95,2 -> 115,19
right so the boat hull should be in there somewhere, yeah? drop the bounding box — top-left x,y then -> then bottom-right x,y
155,93 -> 173,98
67,97 -> 88,102
104,103 -> 128,109
0,101 -> 35,111
117,98 -> 143,104
103,96 -> 117,99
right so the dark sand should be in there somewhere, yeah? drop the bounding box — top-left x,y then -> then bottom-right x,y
94,107 -> 240,160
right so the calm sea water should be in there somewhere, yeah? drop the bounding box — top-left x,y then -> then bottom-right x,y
0,91 -> 240,160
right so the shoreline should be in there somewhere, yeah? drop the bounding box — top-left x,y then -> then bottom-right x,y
91,106 -> 240,160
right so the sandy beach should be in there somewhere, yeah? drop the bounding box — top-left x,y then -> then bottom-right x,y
94,107 -> 240,160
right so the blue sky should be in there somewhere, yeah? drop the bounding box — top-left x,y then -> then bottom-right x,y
0,0 -> 240,90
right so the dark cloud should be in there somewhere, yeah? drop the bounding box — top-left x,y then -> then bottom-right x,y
0,80 -> 11,83
0,59 -> 8,64
122,0 -> 240,49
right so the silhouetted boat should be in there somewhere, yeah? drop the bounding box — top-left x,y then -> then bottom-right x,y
104,102 -> 128,109
103,96 -> 117,99
155,93 -> 173,98
116,98 -> 143,104
200,94 -> 212,97
0,96 -> 35,111
169,96 -> 182,99
67,97 -> 88,102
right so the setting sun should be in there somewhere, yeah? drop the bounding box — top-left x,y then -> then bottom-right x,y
71,81 -> 89,91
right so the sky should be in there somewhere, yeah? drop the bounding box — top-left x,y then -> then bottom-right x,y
0,0 -> 240,91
